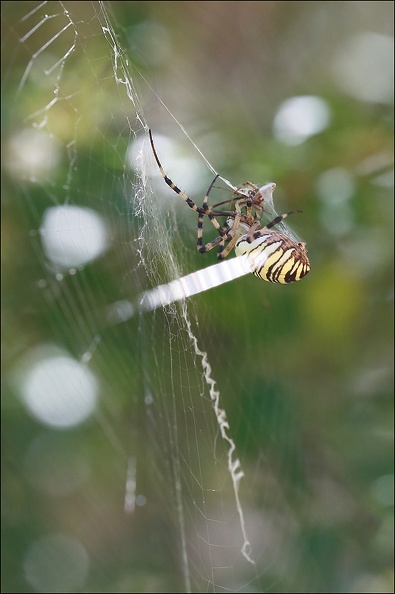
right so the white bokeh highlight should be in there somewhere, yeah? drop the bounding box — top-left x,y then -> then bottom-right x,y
128,132 -> 207,204
4,128 -> 62,180
40,205 -> 108,270
18,348 -> 98,429
273,95 -> 331,145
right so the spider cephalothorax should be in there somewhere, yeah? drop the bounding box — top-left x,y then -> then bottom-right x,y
149,130 -> 310,284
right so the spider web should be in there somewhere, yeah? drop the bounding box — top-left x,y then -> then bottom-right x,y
2,2 -> 394,594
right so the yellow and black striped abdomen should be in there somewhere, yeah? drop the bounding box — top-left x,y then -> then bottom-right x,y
235,232 -> 310,284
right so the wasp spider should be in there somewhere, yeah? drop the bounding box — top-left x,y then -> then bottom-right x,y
149,130 -> 310,284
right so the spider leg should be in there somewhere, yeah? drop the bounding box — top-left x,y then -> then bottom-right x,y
234,181 -> 259,196
245,210 -> 302,243
201,174 -> 224,233
233,182 -> 267,225
198,198 -> 243,257
150,130 -> 230,252
197,174 -> 232,253
245,196 -> 253,222
149,129 -> 203,214
202,174 -> 220,206
246,221 -> 261,238
197,234 -> 227,254
233,182 -> 257,217
217,212 -> 243,259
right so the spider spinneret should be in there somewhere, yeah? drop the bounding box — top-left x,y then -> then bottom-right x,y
149,129 -> 310,284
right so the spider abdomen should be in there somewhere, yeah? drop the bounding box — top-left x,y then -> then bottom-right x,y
235,232 -> 310,284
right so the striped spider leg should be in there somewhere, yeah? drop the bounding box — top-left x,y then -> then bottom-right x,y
149,130 -> 227,252
149,129 -> 310,283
